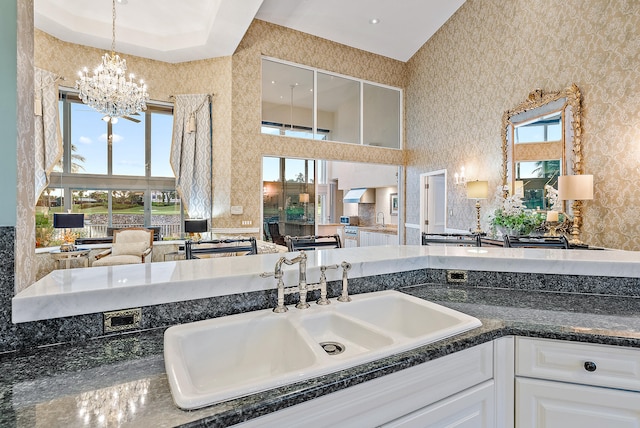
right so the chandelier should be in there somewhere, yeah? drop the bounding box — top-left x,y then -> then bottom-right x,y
76,0 -> 149,123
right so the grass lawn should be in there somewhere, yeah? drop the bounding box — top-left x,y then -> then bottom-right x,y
36,205 -> 181,215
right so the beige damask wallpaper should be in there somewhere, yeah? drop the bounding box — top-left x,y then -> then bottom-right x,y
20,0 -> 640,292
405,0 -> 640,250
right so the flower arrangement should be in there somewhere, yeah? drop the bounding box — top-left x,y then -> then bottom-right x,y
488,185 -> 544,236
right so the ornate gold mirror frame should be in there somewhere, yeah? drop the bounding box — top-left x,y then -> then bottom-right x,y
501,84 -> 584,234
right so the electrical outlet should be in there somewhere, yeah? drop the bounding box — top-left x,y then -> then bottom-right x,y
241,220 -> 252,226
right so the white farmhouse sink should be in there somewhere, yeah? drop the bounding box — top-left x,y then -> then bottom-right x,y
164,290 -> 481,410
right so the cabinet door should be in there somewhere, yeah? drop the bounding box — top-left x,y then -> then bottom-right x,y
383,380 -> 495,427
359,231 -> 371,247
516,377 -> 640,428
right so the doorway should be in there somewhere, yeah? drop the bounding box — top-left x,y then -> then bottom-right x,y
420,170 -> 447,234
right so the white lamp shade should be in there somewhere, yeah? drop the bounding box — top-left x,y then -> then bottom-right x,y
558,175 -> 593,200
466,180 -> 489,199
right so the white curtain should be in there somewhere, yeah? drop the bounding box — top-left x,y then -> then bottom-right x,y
170,94 -> 212,219
34,67 -> 63,204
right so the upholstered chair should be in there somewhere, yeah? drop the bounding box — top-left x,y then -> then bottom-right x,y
93,228 -> 154,267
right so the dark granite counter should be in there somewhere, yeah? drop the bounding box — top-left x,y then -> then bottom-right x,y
2,283 -> 640,427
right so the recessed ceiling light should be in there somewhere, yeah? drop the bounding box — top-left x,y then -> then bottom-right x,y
117,0 -> 128,4
369,18 -> 380,24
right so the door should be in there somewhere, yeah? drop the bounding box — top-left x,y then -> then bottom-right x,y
420,170 -> 447,235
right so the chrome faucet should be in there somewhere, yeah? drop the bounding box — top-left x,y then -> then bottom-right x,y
261,252 -> 352,312
268,251 -> 309,312
376,211 -> 385,227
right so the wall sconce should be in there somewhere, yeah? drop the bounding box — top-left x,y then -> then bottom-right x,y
558,174 -> 594,245
454,166 -> 466,186
466,180 -> 489,234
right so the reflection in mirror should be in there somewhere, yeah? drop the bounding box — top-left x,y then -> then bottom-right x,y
502,85 -> 583,232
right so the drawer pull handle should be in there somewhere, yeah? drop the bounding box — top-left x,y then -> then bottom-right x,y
584,361 -> 597,372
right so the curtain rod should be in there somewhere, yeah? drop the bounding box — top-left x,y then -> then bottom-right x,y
168,93 -> 214,101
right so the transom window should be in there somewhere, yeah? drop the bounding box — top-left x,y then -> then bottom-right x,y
261,58 -> 402,149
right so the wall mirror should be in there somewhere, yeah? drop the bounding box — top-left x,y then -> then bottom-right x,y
502,84 -> 583,215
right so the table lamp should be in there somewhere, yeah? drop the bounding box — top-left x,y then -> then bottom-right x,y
299,193 -> 309,220
53,213 -> 84,252
184,219 -> 208,241
466,180 -> 489,234
558,174 -> 593,245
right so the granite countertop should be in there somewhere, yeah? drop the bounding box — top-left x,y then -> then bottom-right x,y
358,226 -> 398,235
3,284 -> 640,427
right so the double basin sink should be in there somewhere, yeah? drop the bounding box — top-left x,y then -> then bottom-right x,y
164,290 -> 482,410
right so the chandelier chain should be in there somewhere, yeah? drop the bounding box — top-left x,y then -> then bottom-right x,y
111,0 -> 116,53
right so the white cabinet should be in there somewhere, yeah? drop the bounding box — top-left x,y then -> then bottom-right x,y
239,342 -> 494,427
359,231 -> 397,247
516,337 -> 640,427
517,377 -> 640,427
383,380 -> 495,427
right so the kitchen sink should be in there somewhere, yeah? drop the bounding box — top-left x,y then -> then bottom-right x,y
164,290 -> 481,410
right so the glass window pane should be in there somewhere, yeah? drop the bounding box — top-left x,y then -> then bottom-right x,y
363,83 -> 400,149
317,73 -> 360,144
71,189 -> 108,237
151,190 -> 181,240
151,112 -> 174,177
111,190 -> 145,227
112,116 -> 146,176
262,59 -> 314,139
70,102 -> 106,174
36,187 -> 62,247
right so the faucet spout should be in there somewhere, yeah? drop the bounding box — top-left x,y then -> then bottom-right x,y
376,211 -> 385,227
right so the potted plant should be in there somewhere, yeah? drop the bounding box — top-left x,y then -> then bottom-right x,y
489,186 -> 545,237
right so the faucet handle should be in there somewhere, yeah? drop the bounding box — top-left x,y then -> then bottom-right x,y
323,264 -> 340,270
259,271 -> 274,278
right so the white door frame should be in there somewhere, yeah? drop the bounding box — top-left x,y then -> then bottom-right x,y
419,170 -> 447,235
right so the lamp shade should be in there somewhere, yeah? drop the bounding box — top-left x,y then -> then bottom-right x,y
299,193 -> 310,203
466,180 -> 489,199
184,219 -> 208,233
53,213 -> 84,229
558,175 -> 594,200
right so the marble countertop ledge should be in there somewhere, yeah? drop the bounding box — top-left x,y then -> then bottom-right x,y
13,245 -> 640,323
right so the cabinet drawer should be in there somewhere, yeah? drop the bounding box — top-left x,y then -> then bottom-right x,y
516,337 -> 640,392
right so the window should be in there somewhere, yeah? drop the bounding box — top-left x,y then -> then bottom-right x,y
35,90 -> 182,247
261,58 -> 402,149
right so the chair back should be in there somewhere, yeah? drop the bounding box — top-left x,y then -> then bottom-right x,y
267,222 -> 286,246
285,234 -> 342,252
112,227 -> 154,247
108,226 -> 162,241
503,235 -> 569,249
185,237 -> 258,259
422,233 -> 481,247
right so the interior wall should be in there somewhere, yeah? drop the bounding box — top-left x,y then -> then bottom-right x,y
34,20 -> 405,233
405,0 -> 640,250
228,20 -> 405,229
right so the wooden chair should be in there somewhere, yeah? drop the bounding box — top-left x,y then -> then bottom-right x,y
284,234 -> 342,252
422,233 -> 481,247
503,235 -> 569,249
93,227 -> 154,267
184,237 -> 258,259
